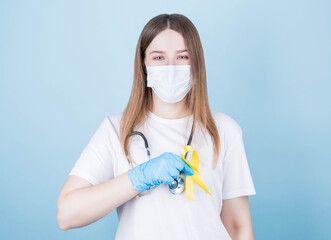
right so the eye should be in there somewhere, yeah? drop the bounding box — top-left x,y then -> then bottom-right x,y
178,55 -> 189,59
154,56 -> 164,60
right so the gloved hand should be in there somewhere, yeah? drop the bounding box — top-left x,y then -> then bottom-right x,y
127,152 -> 194,192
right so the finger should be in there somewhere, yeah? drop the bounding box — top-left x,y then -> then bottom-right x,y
168,167 -> 179,179
182,161 -> 194,176
171,154 -> 184,170
172,154 -> 194,176
165,175 -> 175,184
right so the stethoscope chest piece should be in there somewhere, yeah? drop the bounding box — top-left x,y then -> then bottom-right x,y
169,175 -> 185,194
130,120 -> 194,196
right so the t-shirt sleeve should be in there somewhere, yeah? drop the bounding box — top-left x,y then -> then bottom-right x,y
68,117 -> 115,185
222,121 -> 256,200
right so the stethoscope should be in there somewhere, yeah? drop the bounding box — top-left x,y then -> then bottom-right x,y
127,124 -> 194,195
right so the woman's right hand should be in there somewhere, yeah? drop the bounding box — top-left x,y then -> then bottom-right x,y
127,152 -> 194,192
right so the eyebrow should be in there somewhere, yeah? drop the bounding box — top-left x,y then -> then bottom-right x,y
149,49 -> 188,55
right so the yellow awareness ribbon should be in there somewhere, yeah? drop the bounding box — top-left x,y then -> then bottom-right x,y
181,145 -> 212,200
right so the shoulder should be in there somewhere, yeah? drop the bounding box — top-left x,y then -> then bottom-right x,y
106,112 -> 123,126
101,112 -> 124,133
210,110 -> 243,138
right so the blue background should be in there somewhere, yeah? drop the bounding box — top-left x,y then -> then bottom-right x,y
0,0 -> 330,239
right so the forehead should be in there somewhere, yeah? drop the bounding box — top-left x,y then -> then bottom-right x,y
146,29 -> 186,52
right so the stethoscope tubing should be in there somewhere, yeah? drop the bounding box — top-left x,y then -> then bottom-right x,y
128,123 -> 194,194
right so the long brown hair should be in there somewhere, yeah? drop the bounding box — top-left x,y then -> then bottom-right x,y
120,13 -> 221,169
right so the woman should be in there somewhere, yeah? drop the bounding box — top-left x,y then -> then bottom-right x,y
57,13 -> 256,239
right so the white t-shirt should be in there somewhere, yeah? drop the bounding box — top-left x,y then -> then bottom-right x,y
68,110 -> 256,240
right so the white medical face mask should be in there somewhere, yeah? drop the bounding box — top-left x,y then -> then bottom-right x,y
146,65 -> 192,103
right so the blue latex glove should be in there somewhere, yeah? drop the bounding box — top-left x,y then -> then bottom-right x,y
127,152 -> 194,192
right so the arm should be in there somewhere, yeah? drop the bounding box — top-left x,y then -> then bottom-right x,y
220,196 -> 255,240
57,152 -> 193,231
56,172 -> 140,231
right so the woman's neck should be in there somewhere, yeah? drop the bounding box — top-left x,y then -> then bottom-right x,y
150,93 -> 191,119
